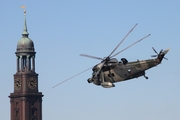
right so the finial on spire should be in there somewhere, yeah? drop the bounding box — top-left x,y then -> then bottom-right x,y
21,5 -> 29,37
20,5 -> 26,16
24,10 -> 26,16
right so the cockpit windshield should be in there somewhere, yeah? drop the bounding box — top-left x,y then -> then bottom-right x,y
92,70 -> 97,76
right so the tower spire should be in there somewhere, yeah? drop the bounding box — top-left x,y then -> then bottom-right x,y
22,7 -> 29,37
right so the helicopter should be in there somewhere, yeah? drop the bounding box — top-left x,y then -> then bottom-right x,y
53,23 -> 169,88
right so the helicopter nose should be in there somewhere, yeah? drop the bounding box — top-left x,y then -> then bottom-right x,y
87,78 -> 93,83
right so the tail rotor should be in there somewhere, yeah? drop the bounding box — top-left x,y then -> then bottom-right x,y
151,47 -> 168,60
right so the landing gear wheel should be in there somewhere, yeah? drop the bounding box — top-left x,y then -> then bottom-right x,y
144,75 -> 148,79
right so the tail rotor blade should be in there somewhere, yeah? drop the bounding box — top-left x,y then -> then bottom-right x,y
152,47 -> 158,54
164,57 -> 168,60
159,49 -> 163,54
151,55 -> 157,57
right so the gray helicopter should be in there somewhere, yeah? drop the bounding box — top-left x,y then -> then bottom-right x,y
80,47 -> 169,88
53,24 -> 169,88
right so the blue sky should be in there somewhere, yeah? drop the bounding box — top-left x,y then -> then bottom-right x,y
1,0 -> 180,120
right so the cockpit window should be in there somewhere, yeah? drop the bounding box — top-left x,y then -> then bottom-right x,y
92,70 -> 96,76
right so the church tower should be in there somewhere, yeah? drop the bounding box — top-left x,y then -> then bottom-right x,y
9,13 -> 43,120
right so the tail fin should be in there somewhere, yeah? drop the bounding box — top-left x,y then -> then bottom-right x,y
157,48 -> 170,62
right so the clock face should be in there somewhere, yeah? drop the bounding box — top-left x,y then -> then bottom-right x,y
14,79 -> 21,90
28,77 -> 37,89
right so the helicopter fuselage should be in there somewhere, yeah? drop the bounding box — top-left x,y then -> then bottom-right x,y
88,57 -> 161,88
87,48 -> 169,88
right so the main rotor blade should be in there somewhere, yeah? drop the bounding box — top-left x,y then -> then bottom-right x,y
52,67 -> 93,88
108,23 -> 138,57
164,57 -> 168,60
94,61 -> 106,78
80,54 -> 103,60
111,34 -> 151,58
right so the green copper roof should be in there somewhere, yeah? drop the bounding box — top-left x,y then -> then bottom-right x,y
17,14 -> 34,52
